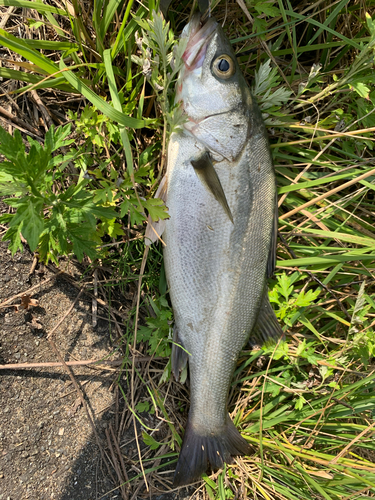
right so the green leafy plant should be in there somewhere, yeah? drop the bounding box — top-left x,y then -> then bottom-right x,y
253,60 -> 292,112
68,105 -> 121,154
137,295 -> 172,357
132,11 -> 188,135
269,272 -> 320,327
347,281 -> 375,366
245,0 -> 281,36
0,124 -> 118,263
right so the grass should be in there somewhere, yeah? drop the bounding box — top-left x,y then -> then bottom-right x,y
0,0 -> 375,498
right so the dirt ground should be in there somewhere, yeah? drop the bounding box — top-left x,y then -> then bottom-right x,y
0,206 -> 195,500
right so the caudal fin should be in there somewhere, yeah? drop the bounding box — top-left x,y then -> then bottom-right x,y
173,414 -> 251,487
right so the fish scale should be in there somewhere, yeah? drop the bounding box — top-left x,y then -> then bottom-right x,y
147,13 -> 283,486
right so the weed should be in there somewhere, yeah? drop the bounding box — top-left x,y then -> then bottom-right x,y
0,124 -> 118,263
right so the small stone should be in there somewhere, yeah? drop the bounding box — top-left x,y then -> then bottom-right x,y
14,353 -> 21,359
21,452 -> 29,458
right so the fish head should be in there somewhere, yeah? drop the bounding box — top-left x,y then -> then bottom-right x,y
177,15 -> 251,161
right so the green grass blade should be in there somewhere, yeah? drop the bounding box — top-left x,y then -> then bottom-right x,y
0,28 -> 59,75
0,0 -> 67,15
59,58 -> 144,129
277,171 -> 364,194
292,228 -> 375,247
283,10 -> 362,50
43,10 -> 66,37
21,40 -> 79,51
100,0 -> 122,41
103,48 -> 135,174
0,67 -> 74,92
307,0 -> 351,46
277,252 -> 375,268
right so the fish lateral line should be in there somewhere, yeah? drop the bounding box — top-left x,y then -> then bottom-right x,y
191,151 -> 234,224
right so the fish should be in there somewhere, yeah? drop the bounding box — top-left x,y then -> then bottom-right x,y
146,13 -> 283,487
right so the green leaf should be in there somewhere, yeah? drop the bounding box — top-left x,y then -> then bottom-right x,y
88,205 -> 118,220
142,431 -> 161,450
365,12 -> 375,36
349,81 -> 371,99
254,3 -> 280,17
0,127 -> 25,163
277,273 -> 294,300
135,401 -> 150,413
252,16 -> 268,35
295,396 -> 305,410
100,0 -> 122,41
9,199 -> 44,252
144,198 -> 169,222
20,202 -> 44,252
293,288 -> 320,307
69,232 -> 98,261
1,224 -> 23,255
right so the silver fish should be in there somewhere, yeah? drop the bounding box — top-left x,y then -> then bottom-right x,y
149,14 -> 282,486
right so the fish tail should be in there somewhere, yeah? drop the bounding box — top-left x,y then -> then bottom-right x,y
173,413 -> 251,487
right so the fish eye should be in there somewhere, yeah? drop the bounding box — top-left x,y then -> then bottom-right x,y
212,55 -> 235,79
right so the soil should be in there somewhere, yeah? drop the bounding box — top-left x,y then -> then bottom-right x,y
0,203 -> 195,500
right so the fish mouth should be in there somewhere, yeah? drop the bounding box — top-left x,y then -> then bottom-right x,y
182,15 -> 218,70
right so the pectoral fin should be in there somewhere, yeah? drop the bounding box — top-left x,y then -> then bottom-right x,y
191,152 -> 233,224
